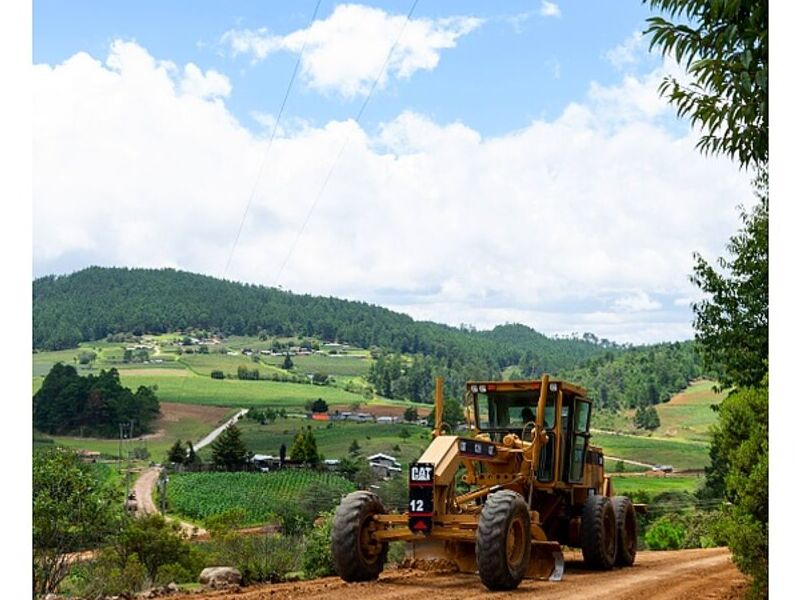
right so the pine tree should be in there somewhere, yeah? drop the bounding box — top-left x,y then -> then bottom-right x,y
210,424 -> 250,471
185,441 -> 201,466
290,429 -> 320,464
167,440 -> 186,464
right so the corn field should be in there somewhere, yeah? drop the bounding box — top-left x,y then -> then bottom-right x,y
166,469 -> 355,525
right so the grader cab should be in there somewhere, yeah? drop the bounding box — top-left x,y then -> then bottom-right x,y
332,375 -> 640,591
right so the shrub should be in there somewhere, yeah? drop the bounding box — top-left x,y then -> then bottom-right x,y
680,509 -> 725,549
275,504 -> 312,536
298,481 -> 345,521
211,370 -> 224,379
302,511 -> 334,578
113,514 -> 204,582
68,553 -> 149,598
387,541 -> 406,566
644,516 -> 686,550
207,508 -> 301,583
78,351 -> 97,365
33,449 -> 119,595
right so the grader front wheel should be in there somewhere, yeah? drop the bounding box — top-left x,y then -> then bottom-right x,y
331,491 -> 388,582
476,490 -> 531,591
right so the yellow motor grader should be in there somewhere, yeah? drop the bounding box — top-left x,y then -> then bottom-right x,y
332,375 -> 641,591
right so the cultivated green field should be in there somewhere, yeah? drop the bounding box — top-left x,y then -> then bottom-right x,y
120,373 -> 378,408
32,334 -> 421,412
33,368 -> 387,409
33,340 -> 716,480
654,379 -> 726,442
178,353 -> 286,377
591,432 -> 709,471
166,470 -> 356,526
259,353 -> 371,377
230,419 -> 431,465
609,474 -> 704,495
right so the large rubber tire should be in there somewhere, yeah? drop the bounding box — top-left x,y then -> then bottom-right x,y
331,491 -> 388,582
612,496 -> 637,566
476,490 -> 531,591
581,494 -> 617,570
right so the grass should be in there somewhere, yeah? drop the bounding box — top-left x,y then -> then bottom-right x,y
42,403 -> 239,460
233,418 -> 432,465
591,432 -> 709,471
178,353 -> 286,377
119,372 -> 374,408
259,353 -> 371,377
609,475 -> 704,495
606,459 -> 649,473
591,410 -> 633,432
654,379 -> 726,442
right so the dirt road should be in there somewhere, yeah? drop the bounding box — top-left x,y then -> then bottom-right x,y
172,547 -> 746,600
132,467 -> 160,515
133,466 -> 207,538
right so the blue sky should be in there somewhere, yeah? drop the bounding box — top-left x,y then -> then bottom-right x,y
31,1 -> 753,343
34,0 -> 664,137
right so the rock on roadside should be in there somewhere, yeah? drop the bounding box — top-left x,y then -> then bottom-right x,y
199,567 -> 242,588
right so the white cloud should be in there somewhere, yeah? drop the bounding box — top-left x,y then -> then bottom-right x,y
540,2 -> 562,18
179,63 -> 231,99
221,4 -> 483,98
605,31 -> 647,70
613,291 -> 662,312
33,41 -> 753,344
506,12 -> 533,34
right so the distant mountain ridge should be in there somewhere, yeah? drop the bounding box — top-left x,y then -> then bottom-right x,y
33,267 -> 611,373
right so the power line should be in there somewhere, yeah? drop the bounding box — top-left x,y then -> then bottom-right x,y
222,0 -> 324,279
273,0 -> 422,286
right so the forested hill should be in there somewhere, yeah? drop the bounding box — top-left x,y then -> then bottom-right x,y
33,267 -> 609,371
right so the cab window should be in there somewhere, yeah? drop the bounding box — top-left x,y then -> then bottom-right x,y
565,398 -> 592,483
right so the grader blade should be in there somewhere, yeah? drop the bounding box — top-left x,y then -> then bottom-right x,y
527,541 -> 564,580
549,549 -> 565,581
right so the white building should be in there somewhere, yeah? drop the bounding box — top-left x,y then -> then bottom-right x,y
367,453 -> 402,478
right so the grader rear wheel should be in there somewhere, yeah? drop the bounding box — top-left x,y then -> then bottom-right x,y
331,491 -> 388,582
476,490 -> 531,591
581,494 -> 617,570
612,496 -> 637,566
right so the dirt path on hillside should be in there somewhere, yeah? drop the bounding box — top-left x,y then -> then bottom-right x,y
195,409 -> 248,451
172,547 -> 747,600
133,467 -> 207,538
605,455 -> 655,469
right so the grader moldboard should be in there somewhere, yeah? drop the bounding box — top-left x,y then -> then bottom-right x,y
331,375 -> 643,591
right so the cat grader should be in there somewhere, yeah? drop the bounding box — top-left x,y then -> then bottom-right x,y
331,375 -> 641,591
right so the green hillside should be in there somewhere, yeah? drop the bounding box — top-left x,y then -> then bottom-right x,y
33,267 -> 703,430
33,266 -> 610,369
